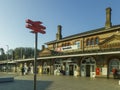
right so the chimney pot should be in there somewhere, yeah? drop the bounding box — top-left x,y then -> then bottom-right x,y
42,45 -> 45,50
56,25 -> 62,40
105,7 -> 112,29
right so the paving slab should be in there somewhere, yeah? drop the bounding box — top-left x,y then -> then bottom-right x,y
0,73 -> 120,90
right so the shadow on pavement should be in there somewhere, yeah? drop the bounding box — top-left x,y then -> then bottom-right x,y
0,79 -> 53,90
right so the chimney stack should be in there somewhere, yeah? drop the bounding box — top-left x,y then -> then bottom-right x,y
41,45 -> 45,50
105,7 -> 112,29
56,25 -> 62,40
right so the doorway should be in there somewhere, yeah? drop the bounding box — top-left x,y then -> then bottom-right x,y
81,57 -> 96,77
65,62 -> 77,76
69,65 -> 74,75
86,65 -> 90,77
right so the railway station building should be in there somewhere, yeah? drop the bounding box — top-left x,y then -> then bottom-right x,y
0,7 -> 120,78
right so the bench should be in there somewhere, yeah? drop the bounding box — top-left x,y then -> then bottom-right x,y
0,77 -> 14,83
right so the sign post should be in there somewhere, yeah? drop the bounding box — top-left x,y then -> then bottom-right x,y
25,19 -> 46,90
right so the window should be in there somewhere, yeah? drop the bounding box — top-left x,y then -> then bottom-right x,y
66,42 -> 70,46
75,41 -> 80,49
109,59 -> 120,74
62,43 -> 64,47
55,43 -> 58,48
91,38 -> 94,45
95,37 -> 99,45
62,42 -> 70,47
53,44 -> 55,49
86,39 -> 90,46
86,39 -> 88,46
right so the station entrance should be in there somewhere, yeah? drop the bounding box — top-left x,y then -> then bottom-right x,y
86,65 -> 90,77
53,59 -> 77,76
81,57 -> 96,77
66,63 -> 77,75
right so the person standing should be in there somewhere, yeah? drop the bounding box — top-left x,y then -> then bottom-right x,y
21,66 -> 25,75
112,68 -> 118,79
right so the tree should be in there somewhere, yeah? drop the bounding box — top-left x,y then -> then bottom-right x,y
7,49 -> 14,60
13,47 -> 39,60
0,47 -> 40,60
0,48 -> 6,60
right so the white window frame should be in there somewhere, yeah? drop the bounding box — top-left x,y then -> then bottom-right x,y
75,41 -> 80,49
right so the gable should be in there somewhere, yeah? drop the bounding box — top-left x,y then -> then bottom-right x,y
99,34 -> 120,49
39,48 -> 52,57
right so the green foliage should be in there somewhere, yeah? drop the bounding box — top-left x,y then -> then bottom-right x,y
0,48 -> 6,60
0,47 -> 40,60
13,47 -> 40,60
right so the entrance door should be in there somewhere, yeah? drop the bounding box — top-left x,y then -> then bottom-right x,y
81,57 -> 96,77
69,65 -> 74,75
81,65 -> 85,76
65,63 -> 77,76
86,65 -> 90,77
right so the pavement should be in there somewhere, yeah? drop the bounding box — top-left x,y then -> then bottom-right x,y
0,72 -> 120,90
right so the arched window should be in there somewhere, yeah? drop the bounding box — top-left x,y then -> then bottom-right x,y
86,39 -> 90,46
86,39 -> 88,46
75,41 -> 80,49
91,38 -> 94,45
95,37 -> 99,45
109,59 -> 120,74
66,42 -> 70,46
81,57 -> 96,64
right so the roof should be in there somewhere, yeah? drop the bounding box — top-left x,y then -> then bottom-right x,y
45,24 -> 120,45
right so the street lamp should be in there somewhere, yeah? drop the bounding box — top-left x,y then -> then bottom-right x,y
6,45 -> 9,73
6,45 -> 9,59
25,19 -> 46,90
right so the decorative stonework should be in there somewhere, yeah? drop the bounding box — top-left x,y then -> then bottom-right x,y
99,34 -> 120,49
39,48 -> 52,56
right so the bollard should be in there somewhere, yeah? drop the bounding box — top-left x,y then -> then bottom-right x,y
119,80 -> 120,85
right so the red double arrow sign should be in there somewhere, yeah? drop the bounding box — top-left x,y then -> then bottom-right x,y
26,19 -> 46,34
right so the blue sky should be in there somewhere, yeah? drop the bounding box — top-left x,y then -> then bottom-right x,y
0,0 -> 120,51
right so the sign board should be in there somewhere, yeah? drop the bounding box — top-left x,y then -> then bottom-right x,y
55,45 -> 78,52
26,19 -> 46,34
102,67 -> 107,75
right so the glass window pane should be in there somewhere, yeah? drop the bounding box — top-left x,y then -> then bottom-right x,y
75,41 -> 80,49
95,38 -> 99,45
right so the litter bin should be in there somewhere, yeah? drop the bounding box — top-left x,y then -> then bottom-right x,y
91,72 -> 95,78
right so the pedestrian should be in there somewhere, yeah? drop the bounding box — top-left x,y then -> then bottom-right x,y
27,66 -> 31,74
47,68 -> 49,74
112,68 -> 118,79
21,67 -> 25,75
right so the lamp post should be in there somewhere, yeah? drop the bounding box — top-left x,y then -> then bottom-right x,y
6,45 -> 9,59
6,45 -> 9,73
25,19 -> 46,90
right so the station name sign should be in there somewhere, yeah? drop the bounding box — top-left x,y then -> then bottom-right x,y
55,45 -> 78,52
